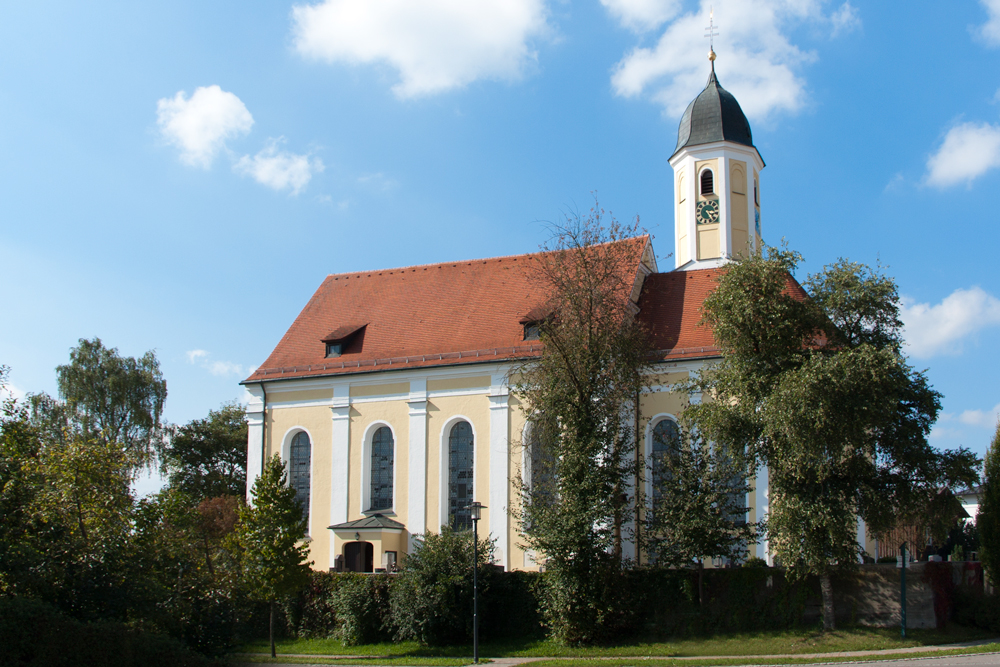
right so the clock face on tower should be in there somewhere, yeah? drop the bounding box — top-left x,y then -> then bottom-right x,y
696,199 -> 720,225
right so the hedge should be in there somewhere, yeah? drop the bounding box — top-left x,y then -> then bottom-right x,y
0,597 -> 218,667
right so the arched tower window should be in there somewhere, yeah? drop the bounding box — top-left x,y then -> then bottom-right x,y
700,169 -> 714,196
369,426 -> 394,511
650,418 -> 680,510
290,431 -> 311,517
448,421 -> 474,531
754,178 -> 759,205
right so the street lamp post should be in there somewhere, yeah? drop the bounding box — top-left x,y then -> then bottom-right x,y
900,542 -> 908,638
467,501 -> 485,664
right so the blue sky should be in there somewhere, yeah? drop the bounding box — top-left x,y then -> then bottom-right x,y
2,0 -> 1000,493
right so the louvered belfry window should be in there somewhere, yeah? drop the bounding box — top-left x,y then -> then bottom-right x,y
448,421 -> 474,531
290,431 -> 312,517
700,169 -> 714,196
369,426 -> 394,511
651,418 -> 680,510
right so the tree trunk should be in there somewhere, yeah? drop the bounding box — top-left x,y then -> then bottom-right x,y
269,601 -> 276,658
819,570 -> 835,631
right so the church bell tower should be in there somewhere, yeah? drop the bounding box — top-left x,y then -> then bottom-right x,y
670,49 -> 764,270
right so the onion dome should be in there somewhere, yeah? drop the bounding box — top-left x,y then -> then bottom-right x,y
672,65 -> 757,159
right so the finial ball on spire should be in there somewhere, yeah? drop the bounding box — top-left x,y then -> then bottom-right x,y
708,50 -> 716,62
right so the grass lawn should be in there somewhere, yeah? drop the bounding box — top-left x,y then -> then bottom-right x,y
237,625 -> 996,660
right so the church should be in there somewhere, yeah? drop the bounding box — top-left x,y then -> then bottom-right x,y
241,54 -> 876,573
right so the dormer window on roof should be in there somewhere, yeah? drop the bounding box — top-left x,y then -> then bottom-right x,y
321,323 -> 367,359
519,305 -> 553,342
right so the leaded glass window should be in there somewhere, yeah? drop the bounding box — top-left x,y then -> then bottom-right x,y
448,421 -> 474,531
290,431 -> 311,518
651,418 -> 680,510
369,426 -> 394,511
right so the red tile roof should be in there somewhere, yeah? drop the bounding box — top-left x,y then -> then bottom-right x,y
637,269 -> 722,360
243,240 -> 743,384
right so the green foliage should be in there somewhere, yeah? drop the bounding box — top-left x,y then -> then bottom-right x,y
390,527 -> 495,646
0,597 -> 216,667
513,206 -> 653,644
160,402 -> 248,500
0,367 -> 45,596
645,426 -> 759,568
687,248 -> 977,630
287,571 -> 341,638
1,361 -> 250,657
231,455 -> 312,604
54,337 -> 167,472
978,422 -> 1000,583
332,573 -> 392,645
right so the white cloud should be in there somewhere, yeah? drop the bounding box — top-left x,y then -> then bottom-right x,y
207,361 -> 245,377
234,140 -> 324,195
0,381 -> 25,402
600,0 -> 682,33
925,121 -> 1000,187
185,349 -> 209,363
977,0 -> 1000,46
883,172 -> 904,193
610,0 -> 832,121
901,286 -> 1000,358
956,403 -> 1000,428
357,172 -> 398,191
156,86 -> 254,168
290,0 -> 550,98
185,349 -> 246,377
829,2 -> 860,37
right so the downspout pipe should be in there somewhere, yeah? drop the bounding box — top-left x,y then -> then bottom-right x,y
260,381 -> 267,476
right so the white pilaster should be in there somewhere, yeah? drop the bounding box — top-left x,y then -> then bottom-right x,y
245,384 -> 265,503
488,372 -> 510,570
755,464 -> 770,564
718,154 -> 730,259
408,379 -> 429,551
686,156 -> 698,266
329,384 -> 351,568
857,517 -> 867,562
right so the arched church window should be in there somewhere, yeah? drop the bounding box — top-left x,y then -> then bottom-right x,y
525,421 -> 556,501
650,418 -> 680,510
448,421 -> 474,531
290,431 -> 311,517
369,426 -> 394,511
700,169 -> 714,196
754,178 -> 759,205
678,173 -> 686,203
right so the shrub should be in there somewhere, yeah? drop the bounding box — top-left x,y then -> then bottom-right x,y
0,597 -> 216,667
537,559 -> 644,645
333,573 -> 392,645
286,571 -> 341,638
390,528 -> 495,645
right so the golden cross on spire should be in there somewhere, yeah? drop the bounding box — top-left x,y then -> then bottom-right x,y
704,6 -> 719,63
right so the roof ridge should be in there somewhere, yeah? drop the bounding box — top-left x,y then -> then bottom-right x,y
322,235 -> 651,280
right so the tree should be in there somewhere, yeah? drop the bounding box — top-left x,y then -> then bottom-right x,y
513,205 -> 653,645
31,338 -> 167,474
161,402 -> 248,500
688,248 -> 976,631
0,366 -> 45,595
979,422 -> 1000,584
229,455 -> 311,658
644,424 -> 758,606
389,527 -> 496,646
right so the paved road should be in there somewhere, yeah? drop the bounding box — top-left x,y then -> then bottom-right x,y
862,656 -> 1000,667
245,654 -> 1000,667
